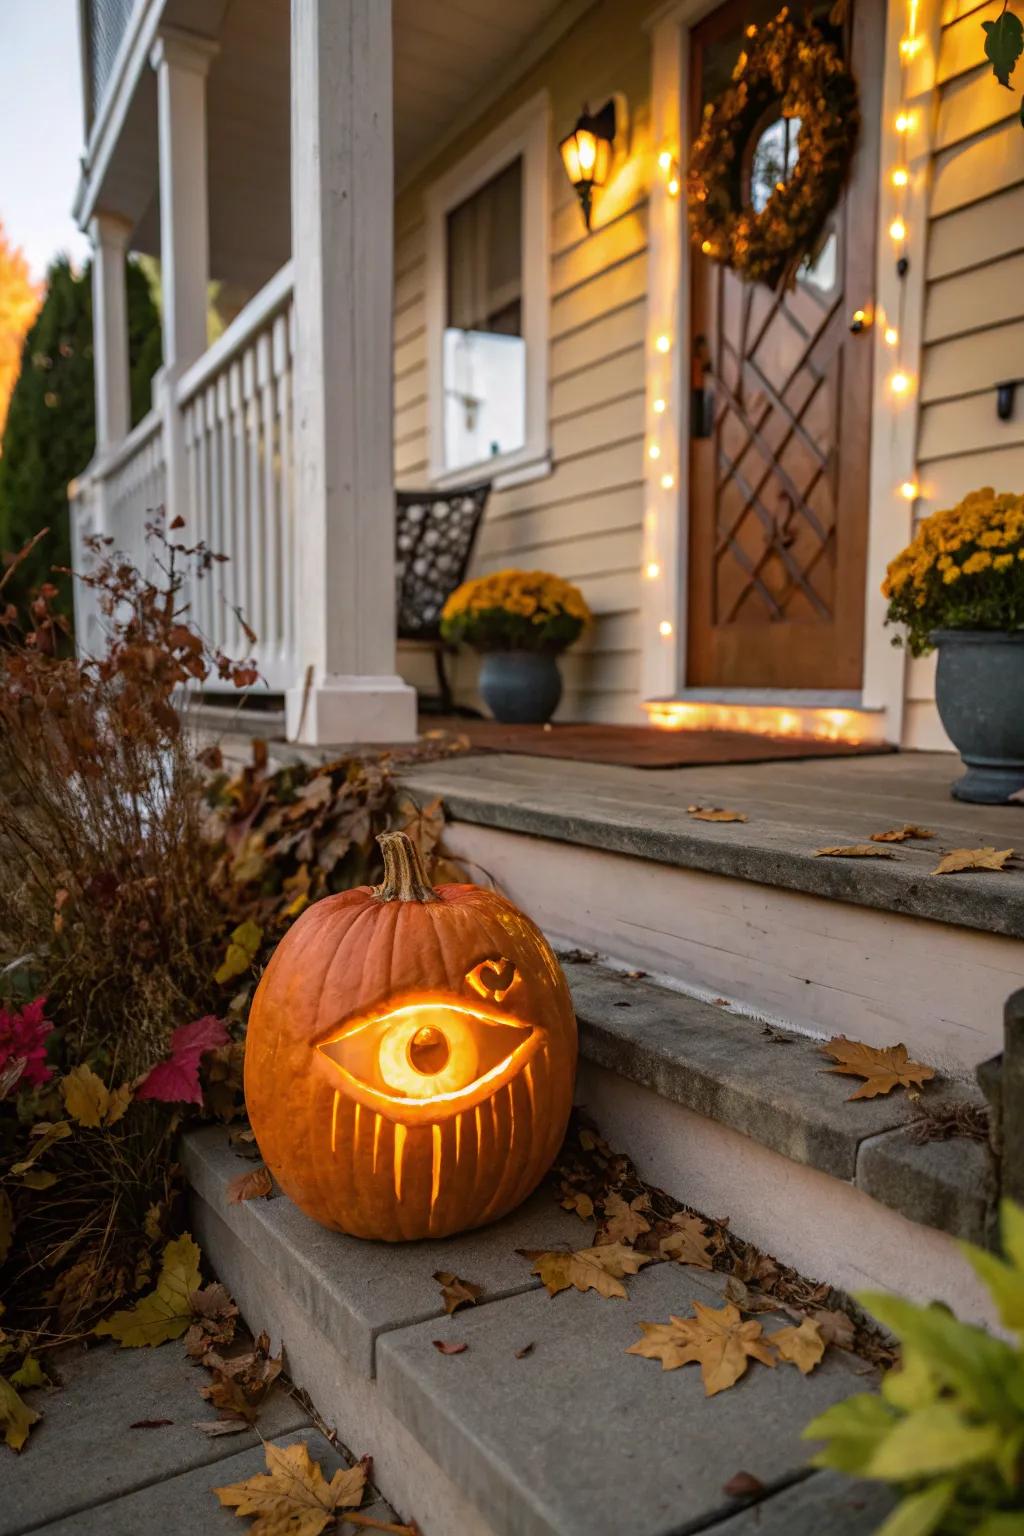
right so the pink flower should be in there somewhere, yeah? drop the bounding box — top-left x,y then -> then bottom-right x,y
0,997 -> 55,1092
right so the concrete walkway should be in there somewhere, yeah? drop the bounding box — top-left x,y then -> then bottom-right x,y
4,1340 -> 400,1535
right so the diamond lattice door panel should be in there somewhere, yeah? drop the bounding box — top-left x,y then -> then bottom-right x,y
686,0 -> 882,690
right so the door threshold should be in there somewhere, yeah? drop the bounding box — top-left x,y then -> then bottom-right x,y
643,695 -> 890,746
672,688 -> 870,709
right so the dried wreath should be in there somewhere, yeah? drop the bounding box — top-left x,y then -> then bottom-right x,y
687,8 -> 859,288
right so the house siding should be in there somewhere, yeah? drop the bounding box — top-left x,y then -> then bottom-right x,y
905,0 -> 1024,748
391,0 -> 656,722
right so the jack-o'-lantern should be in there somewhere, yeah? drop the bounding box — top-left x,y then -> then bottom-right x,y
244,831 -> 577,1241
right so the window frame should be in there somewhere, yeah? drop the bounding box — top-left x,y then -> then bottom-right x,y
424,91 -> 551,491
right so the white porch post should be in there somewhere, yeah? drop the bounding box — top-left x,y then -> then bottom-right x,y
286,0 -> 417,745
150,27 -> 217,525
89,212 -> 132,456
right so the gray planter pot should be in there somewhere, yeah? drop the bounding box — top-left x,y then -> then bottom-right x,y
478,651 -> 562,725
932,629 -> 1024,804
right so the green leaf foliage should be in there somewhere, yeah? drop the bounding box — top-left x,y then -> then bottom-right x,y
983,9 -> 1024,88
805,1200 -> 1024,1534
0,255 -> 160,609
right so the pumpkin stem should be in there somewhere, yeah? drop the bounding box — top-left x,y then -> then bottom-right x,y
372,831 -> 440,903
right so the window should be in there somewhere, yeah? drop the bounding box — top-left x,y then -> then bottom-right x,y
425,94 -> 550,489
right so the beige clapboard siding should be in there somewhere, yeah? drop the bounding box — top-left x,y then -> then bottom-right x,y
389,0 -> 659,716
906,18 -> 1024,746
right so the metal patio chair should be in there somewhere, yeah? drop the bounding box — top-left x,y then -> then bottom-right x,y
395,480 -> 491,714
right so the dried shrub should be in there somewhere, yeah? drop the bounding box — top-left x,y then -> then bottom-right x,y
0,521 -> 256,1077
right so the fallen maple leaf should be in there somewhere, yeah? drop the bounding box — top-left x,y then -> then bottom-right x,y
184,1282 -> 239,1359
599,1192 -> 650,1244
227,1165 -> 273,1204
770,1317 -> 826,1374
870,824 -> 935,843
931,846 -> 1014,876
813,844 -> 895,859
216,1439 -> 366,1536
432,1340 -> 467,1355
807,1307 -> 855,1350
525,1242 -> 652,1300
95,1233 -> 202,1346
195,1418 -> 249,1438
560,1189 -> 594,1221
433,1271 -> 482,1315
0,1376 -> 40,1452
628,1300 -> 776,1396
688,805 -> 748,823
136,1016 -> 229,1106
659,1212 -> 714,1271
820,1036 -> 936,1100
214,920 -> 264,985
722,1472 -> 765,1499
514,1342 -> 534,1359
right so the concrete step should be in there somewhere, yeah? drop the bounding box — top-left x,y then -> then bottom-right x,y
565,954 -> 996,1324
400,752 -> 1024,1075
184,1126 -> 895,1536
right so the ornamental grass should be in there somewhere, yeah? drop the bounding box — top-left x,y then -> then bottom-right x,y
883,488 -> 1024,656
440,568 -> 591,653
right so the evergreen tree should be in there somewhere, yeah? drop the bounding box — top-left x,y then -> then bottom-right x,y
0,254 -> 161,606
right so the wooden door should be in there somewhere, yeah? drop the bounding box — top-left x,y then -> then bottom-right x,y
686,0 -> 882,690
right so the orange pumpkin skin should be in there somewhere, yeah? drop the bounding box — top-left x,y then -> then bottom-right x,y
244,835 -> 577,1241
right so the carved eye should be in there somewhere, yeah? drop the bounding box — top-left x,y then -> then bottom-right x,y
318,1002 -> 532,1109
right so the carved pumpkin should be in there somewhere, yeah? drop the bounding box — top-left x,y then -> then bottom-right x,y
244,831 -> 577,1241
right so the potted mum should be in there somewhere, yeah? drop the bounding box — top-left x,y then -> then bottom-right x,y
440,569 -> 591,724
883,487 -> 1024,803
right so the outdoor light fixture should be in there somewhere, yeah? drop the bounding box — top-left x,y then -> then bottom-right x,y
244,832 -> 577,1242
560,99 -> 617,231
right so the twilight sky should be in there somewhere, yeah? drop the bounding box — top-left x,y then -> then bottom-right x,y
0,0 -> 91,280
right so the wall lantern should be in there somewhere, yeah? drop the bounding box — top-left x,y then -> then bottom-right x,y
560,99 -> 617,231
245,832 -> 577,1242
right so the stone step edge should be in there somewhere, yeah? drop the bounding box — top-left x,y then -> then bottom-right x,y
398,766 -> 1022,939
562,955 -> 994,1248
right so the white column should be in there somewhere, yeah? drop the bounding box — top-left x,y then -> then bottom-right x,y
89,212 -> 132,455
150,28 -> 217,372
150,27 -> 218,528
286,0 -> 417,745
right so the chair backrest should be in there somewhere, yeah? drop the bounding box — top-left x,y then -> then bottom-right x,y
395,481 -> 491,641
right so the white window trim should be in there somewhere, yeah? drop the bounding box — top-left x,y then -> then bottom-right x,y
424,90 -> 551,492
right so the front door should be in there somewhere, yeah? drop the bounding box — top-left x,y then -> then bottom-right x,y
686,0 -> 882,690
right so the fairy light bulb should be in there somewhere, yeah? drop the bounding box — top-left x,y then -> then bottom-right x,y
889,217 -> 906,241
646,561 -> 660,579
701,239 -> 714,255
895,111 -> 914,134
892,167 -> 909,188
655,334 -> 671,354
884,326 -> 899,346
660,472 -> 675,490
900,34 -> 922,56
659,620 -> 673,637
658,148 -> 673,172
653,398 -> 667,415
900,480 -> 919,500
667,173 -> 680,196
890,370 -> 911,396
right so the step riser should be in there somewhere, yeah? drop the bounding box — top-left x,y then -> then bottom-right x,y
445,821 -> 1015,1076
578,1059 -> 997,1329
190,1198 -> 496,1536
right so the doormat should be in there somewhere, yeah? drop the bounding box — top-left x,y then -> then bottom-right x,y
429,719 -> 893,769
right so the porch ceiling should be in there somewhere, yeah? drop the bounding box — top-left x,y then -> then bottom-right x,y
85,0 -> 581,299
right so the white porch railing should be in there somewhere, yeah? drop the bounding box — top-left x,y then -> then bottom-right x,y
70,260 -> 297,692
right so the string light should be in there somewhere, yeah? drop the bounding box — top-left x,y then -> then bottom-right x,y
648,443 -> 661,460
653,398 -> 666,414
887,0 -> 921,503
660,472 -> 675,490
890,370 -> 911,396
891,167 -> 909,187
889,217 -> 906,242
646,561 -> 660,579
884,326 -> 898,346
657,148 -> 673,171
900,480 -> 919,500
667,171 -> 681,197
894,111 -> 914,134
655,333 -> 671,353
659,620 -> 673,637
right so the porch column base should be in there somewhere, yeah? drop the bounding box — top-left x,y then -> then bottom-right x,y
285,672 -> 418,747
